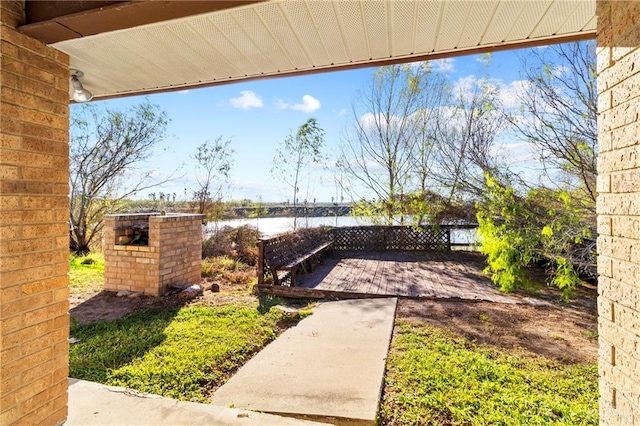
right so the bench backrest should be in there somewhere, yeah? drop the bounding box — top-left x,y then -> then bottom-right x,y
257,228 -> 330,283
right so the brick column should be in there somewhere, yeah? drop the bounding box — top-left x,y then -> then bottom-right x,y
0,2 -> 70,425
596,1 -> 640,423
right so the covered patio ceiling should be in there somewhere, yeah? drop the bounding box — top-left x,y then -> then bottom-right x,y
21,0 -> 597,101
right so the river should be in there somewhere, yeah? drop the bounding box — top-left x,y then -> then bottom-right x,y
206,216 -> 478,246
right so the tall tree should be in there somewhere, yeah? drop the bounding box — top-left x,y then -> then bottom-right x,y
475,43 -> 598,298
512,41 -> 597,203
192,136 -> 235,218
339,63 -> 448,225
432,76 -> 508,202
69,101 -> 169,254
271,118 -> 325,229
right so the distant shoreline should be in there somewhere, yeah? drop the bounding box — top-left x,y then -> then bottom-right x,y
222,205 -> 352,220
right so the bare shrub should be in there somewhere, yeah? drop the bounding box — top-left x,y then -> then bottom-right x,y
202,225 -> 260,265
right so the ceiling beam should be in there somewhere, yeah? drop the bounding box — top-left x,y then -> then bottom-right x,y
19,0 -> 265,44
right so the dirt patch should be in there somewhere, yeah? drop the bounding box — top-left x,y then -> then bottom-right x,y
70,280 -> 259,326
396,283 -> 598,364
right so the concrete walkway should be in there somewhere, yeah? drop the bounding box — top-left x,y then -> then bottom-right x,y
66,379 -> 329,425
211,298 -> 398,425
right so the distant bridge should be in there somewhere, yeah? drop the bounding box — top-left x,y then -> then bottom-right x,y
228,205 -> 352,218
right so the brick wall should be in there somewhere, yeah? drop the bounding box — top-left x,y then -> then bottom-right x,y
597,1 -> 640,423
0,2 -> 70,425
104,214 -> 204,296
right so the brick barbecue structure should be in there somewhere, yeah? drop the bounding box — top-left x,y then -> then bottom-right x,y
103,213 -> 204,296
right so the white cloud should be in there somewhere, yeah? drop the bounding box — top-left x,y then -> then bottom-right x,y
497,141 -> 538,165
359,112 -> 380,132
274,95 -> 321,113
358,112 -> 406,133
551,65 -> 569,78
274,99 -> 289,110
291,95 -> 321,113
452,75 -> 530,109
497,80 -> 530,108
431,58 -> 456,72
409,59 -> 455,73
229,91 -> 264,109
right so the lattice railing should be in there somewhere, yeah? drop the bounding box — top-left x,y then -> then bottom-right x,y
329,226 -> 459,251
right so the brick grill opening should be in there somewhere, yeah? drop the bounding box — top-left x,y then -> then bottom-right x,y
104,213 -> 205,295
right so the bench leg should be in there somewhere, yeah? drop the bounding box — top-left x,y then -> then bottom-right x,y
271,268 -> 280,286
300,260 -> 310,274
290,269 -> 296,287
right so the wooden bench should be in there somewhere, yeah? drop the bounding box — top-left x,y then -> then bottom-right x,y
257,229 -> 333,287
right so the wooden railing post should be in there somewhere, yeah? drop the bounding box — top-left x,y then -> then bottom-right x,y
257,239 -> 265,285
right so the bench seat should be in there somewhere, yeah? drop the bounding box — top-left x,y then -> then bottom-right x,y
258,230 -> 333,287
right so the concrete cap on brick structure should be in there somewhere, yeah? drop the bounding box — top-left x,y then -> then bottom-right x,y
150,213 -> 206,221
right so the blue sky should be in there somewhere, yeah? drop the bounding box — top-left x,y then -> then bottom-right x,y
76,46 -> 540,203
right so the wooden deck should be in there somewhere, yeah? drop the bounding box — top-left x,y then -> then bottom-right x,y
259,251 -> 523,304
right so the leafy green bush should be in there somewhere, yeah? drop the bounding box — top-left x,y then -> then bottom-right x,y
380,321 -> 598,425
476,178 -> 536,292
476,175 -> 594,299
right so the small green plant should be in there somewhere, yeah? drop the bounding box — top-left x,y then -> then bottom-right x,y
297,309 -> 314,319
257,294 -> 283,314
583,330 -> 598,340
478,313 -> 490,322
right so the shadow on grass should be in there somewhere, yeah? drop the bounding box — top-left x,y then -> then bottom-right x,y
257,294 -> 282,314
257,293 -> 319,315
69,308 -> 179,384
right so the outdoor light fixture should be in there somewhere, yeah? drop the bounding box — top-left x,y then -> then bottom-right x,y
70,70 -> 93,102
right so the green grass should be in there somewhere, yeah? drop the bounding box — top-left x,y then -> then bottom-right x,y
380,321 -> 598,425
69,305 -> 297,402
69,252 -> 105,294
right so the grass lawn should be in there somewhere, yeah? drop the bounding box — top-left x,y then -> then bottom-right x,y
69,252 -> 308,402
70,305 -> 300,402
69,252 -> 105,294
380,320 -> 599,425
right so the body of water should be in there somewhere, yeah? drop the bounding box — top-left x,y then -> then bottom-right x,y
206,216 -> 478,246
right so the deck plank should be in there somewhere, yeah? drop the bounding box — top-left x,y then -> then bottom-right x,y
293,251 -> 522,303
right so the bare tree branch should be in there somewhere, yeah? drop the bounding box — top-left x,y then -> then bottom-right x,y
510,41 -> 597,204
69,101 -> 171,254
192,137 -> 235,217
339,64 -> 449,224
271,118 -> 326,229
